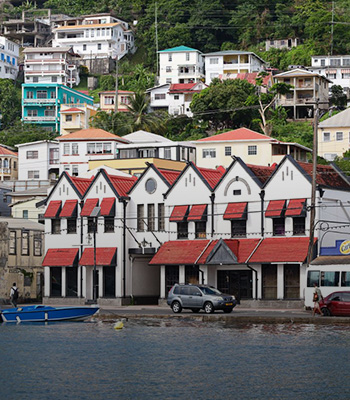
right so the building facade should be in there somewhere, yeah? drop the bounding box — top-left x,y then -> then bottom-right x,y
168,82 -> 207,117
0,145 -> 18,181
60,104 -> 97,135
0,36 -> 19,80
22,83 -> 94,132
98,90 -> 134,112
265,38 -> 299,51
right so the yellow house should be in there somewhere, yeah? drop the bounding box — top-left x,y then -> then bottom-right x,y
0,145 -> 18,180
318,108 -> 350,161
60,103 -> 98,136
98,90 -> 135,112
195,128 -> 310,168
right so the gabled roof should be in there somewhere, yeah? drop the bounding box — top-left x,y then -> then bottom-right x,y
70,175 -> 94,196
60,107 -> 84,113
122,130 -> 172,143
274,68 -> 332,82
56,128 -> 129,143
0,145 -> 17,156
157,168 -> 182,185
246,164 -> 276,184
169,83 -> 206,94
318,108 -> 350,128
159,45 -> 201,53
196,165 -> 225,189
196,128 -> 272,142
104,171 -> 137,198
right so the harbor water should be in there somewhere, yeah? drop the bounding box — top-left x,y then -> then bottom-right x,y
1,319 -> 350,399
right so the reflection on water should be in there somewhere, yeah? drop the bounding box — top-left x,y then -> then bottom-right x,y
1,320 -> 350,399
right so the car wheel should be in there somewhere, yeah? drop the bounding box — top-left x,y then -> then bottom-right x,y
171,301 -> 182,313
204,302 -> 214,314
191,308 -> 200,313
223,308 -> 233,313
322,307 -> 331,316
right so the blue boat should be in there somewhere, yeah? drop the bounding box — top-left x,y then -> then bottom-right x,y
0,305 -> 99,323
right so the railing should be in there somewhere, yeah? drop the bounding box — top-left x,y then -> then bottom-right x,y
62,121 -> 83,129
23,116 -> 57,121
25,58 -> 65,63
49,159 -> 59,165
23,98 -> 56,104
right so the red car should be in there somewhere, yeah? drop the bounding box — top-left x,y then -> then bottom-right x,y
320,291 -> 350,316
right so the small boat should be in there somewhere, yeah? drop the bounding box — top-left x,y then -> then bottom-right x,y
0,305 -> 99,323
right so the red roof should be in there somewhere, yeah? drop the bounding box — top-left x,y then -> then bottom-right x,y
79,247 -> 117,266
59,199 -> 78,218
265,200 -> 286,217
197,128 -> 271,142
169,83 -> 198,93
44,200 -> 62,218
70,175 -> 93,196
249,237 -> 313,263
157,168 -> 181,185
107,173 -> 137,197
57,128 -> 128,142
60,107 -> 84,113
298,162 -> 350,189
235,72 -> 272,87
188,204 -> 207,221
169,205 -> 189,222
224,202 -> 247,220
100,198 -> 115,216
0,145 -> 17,156
81,198 -> 99,217
246,164 -> 276,184
197,166 -> 225,189
43,248 -> 79,267
285,198 -> 306,217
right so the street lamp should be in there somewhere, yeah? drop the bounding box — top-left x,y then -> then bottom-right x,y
90,206 -> 101,303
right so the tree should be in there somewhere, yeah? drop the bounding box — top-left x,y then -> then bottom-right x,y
0,79 -> 21,130
330,85 -> 347,109
89,110 -> 132,135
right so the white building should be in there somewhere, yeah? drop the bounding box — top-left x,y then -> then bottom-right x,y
147,84 -> 170,113
204,50 -> 266,85
0,36 -> 19,80
168,82 -> 207,116
309,55 -> 350,91
23,47 -> 80,87
158,45 -> 205,85
52,13 -> 135,64
16,140 -> 59,181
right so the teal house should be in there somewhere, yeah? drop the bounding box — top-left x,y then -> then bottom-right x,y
22,84 -> 94,133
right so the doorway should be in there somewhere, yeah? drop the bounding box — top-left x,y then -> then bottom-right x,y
217,270 -> 253,301
103,267 -> 115,298
262,264 -> 277,299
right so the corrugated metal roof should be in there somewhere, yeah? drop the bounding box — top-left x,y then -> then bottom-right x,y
319,108 -> 350,128
310,255 -> 350,265
108,174 -> 137,197
197,166 -> 225,189
197,128 -> 271,142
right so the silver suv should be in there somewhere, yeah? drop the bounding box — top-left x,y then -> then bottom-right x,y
167,284 -> 237,314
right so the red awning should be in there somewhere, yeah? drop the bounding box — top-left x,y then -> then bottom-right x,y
44,200 -> 62,218
169,205 -> 189,222
187,204 -> 207,221
59,199 -> 78,218
249,237 -> 314,263
285,198 -> 306,217
224,202 -> 247,220
265,200 -> 286,217
79,247 -> 117,266
100,198 -> 115,216
42,248 -> 79,267
81,198 -> 99,217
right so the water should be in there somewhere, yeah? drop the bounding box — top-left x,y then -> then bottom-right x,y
1,319 -> 350,399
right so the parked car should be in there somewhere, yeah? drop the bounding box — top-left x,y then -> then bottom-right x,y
167,284 -> 237,314
320,291 -> 350,316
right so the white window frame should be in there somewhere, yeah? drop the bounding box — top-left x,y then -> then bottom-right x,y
202,148 -> 216,158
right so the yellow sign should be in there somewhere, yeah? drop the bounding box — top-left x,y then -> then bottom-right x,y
340,240 -> 350,255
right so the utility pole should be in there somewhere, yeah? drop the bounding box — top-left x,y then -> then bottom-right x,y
155,2 -> 159,85
114,55 -> 119,113
331,1 -> 335,56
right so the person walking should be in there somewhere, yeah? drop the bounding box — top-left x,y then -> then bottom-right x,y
10,283 -> 19,308
312,282 -> 323,316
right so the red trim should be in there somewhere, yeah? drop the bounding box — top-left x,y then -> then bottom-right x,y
169,205 -> 189,222
224,202 -> 247,220
44,200 -> 62,218
81,198 -> 99,217
100,198 -> 115,216
188,204 -> 207,221
42,248 -> 79,267
59,199 -> 78,218
79,247 -> 117,266
265,200 -> 286,217
285,198 -> 306,217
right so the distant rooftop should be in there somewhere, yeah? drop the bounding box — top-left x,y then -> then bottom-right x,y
159,45 -> 201,53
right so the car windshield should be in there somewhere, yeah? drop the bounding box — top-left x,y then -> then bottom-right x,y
200,287 -> 222,295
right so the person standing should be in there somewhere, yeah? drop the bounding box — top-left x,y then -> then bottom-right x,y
312,282 -> 323,316
10,283 -> 19,308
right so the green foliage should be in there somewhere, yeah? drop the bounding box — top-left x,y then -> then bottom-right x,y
0,121 -> 57,147
79,65 -> 89,78
330,85 -> 347,108
0,79 -> 21,130
99,75 -> 116,91
165,115 -> 207,141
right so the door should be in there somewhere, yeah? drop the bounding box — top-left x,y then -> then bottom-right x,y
103,266 -> 115,298
262,264 -> 277,299
66,267 -> 78,297
217,270 -> 253,302
165,266 -> 179,297
284,264 -> 300,299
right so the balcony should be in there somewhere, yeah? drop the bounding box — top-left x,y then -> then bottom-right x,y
62,120 -> 83,130
23,116 -> 57,121
23,98 -> 56,104
25,58 -> 65,63
25,70 -> 65,75
49,159 -> 59,165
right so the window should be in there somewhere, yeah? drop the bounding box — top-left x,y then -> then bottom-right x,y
330,58 -> 341,67
195,221 -> 206,239
65,115 -> 73,122
225,146 -> 231,156
293,217 -> 305,235
72,143 -> 78,155
27,110 -> 38,117
231,220 -> 246,238
166,78 -> 172,84
145,178 -> 157,194
44,109 -> 55,117
186,53 -> 190,61
63,143 -> 70,154
174,94 -> 179,100
248,145 -> 257,155
164,148 -> 171,159
155,93 -> 166,100
72,165 -> 79,176
210,58 -> 219,64
104,217 -> 114,233
168,54 -> 172,62
37,90 -> 47,99
21,231 -> 29,255
307,270 -> 320,287
166,66 -> 172,72
83,44 -> 87,51
26,91 -> 34,99
321,271 -> 339,286
120,96 -> 130,105
26,151 -> 38,159
320,59 -> 325,66
273,218 -> 285,236
51,219 -> 61,234
147,204 -> 155,231
137,204 -> 144,232
103,143 -> 112,154
33,77 -> 38,83
233,189 -> 241,196
34,233 -> 42,256
336,132 -> 343,141
177,222 -> 188,239
202,148 -> 216,158
9,231 -> 16,255
52,77 -> 57,83
50,148 -> 59,164
28,170 -> 39,179
23,210 -> 28,219
323,132 -> 330,142
87,217 -> 96,234
67,218 -> 77,234
158,203 -> 165,231
98,43 -> 102,50
341,272 -> 350,287
104,96 -> 115,105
